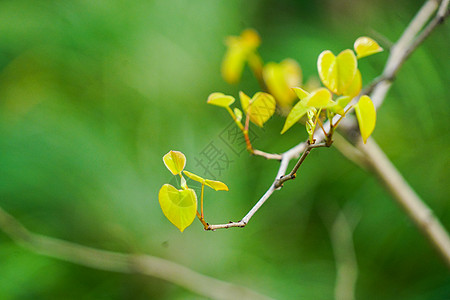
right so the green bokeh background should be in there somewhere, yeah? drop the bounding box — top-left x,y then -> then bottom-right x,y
0,0 -> 449,299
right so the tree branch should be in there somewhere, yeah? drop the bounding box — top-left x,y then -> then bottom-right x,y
206,0 -> 450,259
0,206 -> 272,300
357,139 -> 450,266
321,207 -> 359,300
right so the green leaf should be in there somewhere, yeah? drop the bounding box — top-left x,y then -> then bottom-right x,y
221,29 -> 261,84
342,69 -> 362,98
354,95 -> 376,143
163,150 -> 186,175
354,37 -> 383,59
303,88 -> 334,108
183,170 -> 204,183
262,59 -> 302,107
239,91 -> 251,113
221,45 -> 246,84
317,49 -> 357,95
281,101 -> 311,134
205,179 -> 229,191
336,96 -> 352,108
158,184 -> 197,232
292,87 -> 310,101
248,92 -> 276,127
329,96 -> 352,115
234,107 -> 243,123
207,92 -> 235,107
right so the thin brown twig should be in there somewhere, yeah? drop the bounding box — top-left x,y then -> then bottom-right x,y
274,142 -> 329,189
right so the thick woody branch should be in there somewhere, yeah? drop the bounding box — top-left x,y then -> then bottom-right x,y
0,206 -> 271,300
358,139 -> 450,266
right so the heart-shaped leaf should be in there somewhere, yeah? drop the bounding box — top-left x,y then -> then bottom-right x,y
281,101 -> 311,134
207,92 -> 235,107
239,91 -> 251,113
248,92 -> 276,127
158,184 -> 197,232
221,45 -> 246,84
263,59 -> 302,107
303,88 -> 334,108
183,170 -> 204,183
329,96 -> 352,115
317,49 -> 357,95
292,87 -> 310,101
234,107 -> 243,123
205,179 -> 229,191
355,95 -> 376,143
163,150 -> 186,175
221,29 -> 261,84
342,69 -> 362,98
354,37 -> 383,59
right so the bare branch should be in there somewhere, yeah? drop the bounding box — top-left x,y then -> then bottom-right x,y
0,206 -> 272,300
322,208 -> 359,300
358,139 -> 450,266
253,149 -> 282,160
275,142 -> 329,189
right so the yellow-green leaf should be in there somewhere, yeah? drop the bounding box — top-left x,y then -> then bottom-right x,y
262,59 -> 302,107
354,95 -> 376,143
329,96 -> 352,115
317,49 -> 357,95
281,101 -> 311,134
221,29 -> 261,84
205,179 -> 229,191
292,87 -> 310,101
183,170 -> 204,184
342,69 -> 362,98
248,92 -> 276,127
158,184 -> 197,232
234,107 -> 243,123
163,150 -> 186,175
336,96 -> 352,108
221,45 -> 246,84
354,37 -> 383,59
239,91 -> 251,113
303,88 -> 334,108
207,92 -> 235,107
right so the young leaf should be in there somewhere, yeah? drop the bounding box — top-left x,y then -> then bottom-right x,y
234,107 -> 243,123
303,88 -> 334,108
354,95 -> 376,143
221,44 -> 246,84
221,29 -> 261,84
329,96 -> 352,115
292,87 -> 310,101
248,92 -> 276,127
205,179 -> 229,191
354,37 -> 383,59
336,95 -> 352,108
239,91 -> 251,113
262,59 -> 302,107
207,92 -> 235,107
281,101 -> 311,134
342,69 -> 362,98
163,150 -> 186,175
183,170 -> 204,184
158,184 -> 197,232
317,49 -> 357,95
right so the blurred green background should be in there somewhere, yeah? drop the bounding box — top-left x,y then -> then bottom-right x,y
0,0 -> 449,299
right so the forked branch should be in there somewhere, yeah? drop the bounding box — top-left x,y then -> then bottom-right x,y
206,1 -> 450,268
